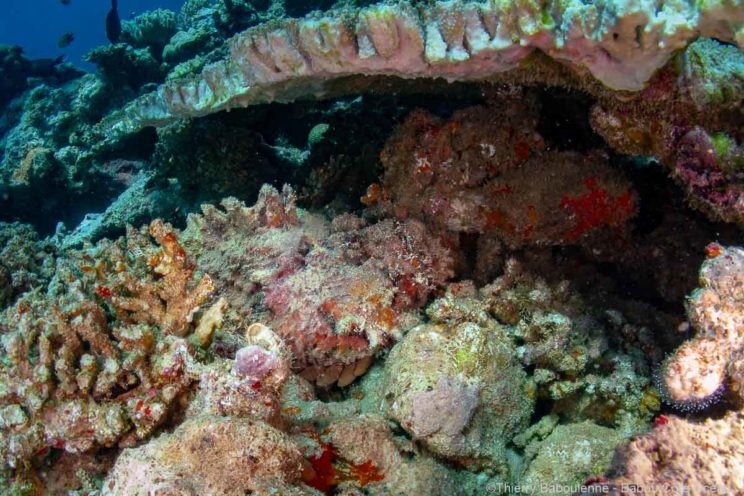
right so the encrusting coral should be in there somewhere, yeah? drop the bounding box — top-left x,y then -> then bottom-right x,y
660,244 -> 744,409
590,38 -> 744,224
520,421 -> 625,496
381,280 -> 534,476
484,258 -> 660,431
102,415 -> 313,496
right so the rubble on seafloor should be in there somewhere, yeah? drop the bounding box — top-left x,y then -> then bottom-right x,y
0,0 -> 742,494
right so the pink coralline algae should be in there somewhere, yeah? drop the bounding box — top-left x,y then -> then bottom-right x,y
672,128 -> 744,223
600,410 -> 744,494
589,39 -> 744,225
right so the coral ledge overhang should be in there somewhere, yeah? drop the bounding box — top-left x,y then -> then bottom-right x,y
99,0 -> 744,136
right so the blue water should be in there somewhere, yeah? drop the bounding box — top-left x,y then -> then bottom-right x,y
0,0 -> 187,69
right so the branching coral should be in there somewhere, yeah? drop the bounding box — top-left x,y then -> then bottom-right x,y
120,9 -> 178,52
0,220 -> 221,471
660,245 -> 744,408
368,98 -> 637,247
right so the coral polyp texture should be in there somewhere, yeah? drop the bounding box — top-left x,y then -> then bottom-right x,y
661,245 -> 744,407
100,0 -> 744,136
369,97 -> 638,247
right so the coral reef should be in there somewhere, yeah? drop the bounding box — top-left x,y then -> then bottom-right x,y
601,410 -> 744,494
590,38 -> 744,224
0,45 -> 81,109
484,258 -> 660,431
0,71 -> 155,233
369,96 -> 637,247
84,46 -> 164,91
183,184 -> 453,380
0,220 -> 219,470
306,412 -> 490,495
0,223 -> 56,308
661,245 -> 744,408
0,0 -> 742,492
101,0 -> 744,136
121,9 -> 178,54
381,282 -> 534,475
103,415 -> 312,495
57,170 -> 184,249
520,421 -> 625,495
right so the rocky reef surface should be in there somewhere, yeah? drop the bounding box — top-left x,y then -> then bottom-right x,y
0,0 -> 743,495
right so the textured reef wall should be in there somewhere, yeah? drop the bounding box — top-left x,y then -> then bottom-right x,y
0,0 -> 743,494
1,182 -> 722,495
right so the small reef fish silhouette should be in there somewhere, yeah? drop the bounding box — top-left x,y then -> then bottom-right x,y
106,0 -> 121,43
57,32 -> 74,49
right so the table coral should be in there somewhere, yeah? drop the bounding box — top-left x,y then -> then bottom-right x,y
99,0 -> 744,136
660,245 -> 744,409
370,99 -> 637,247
